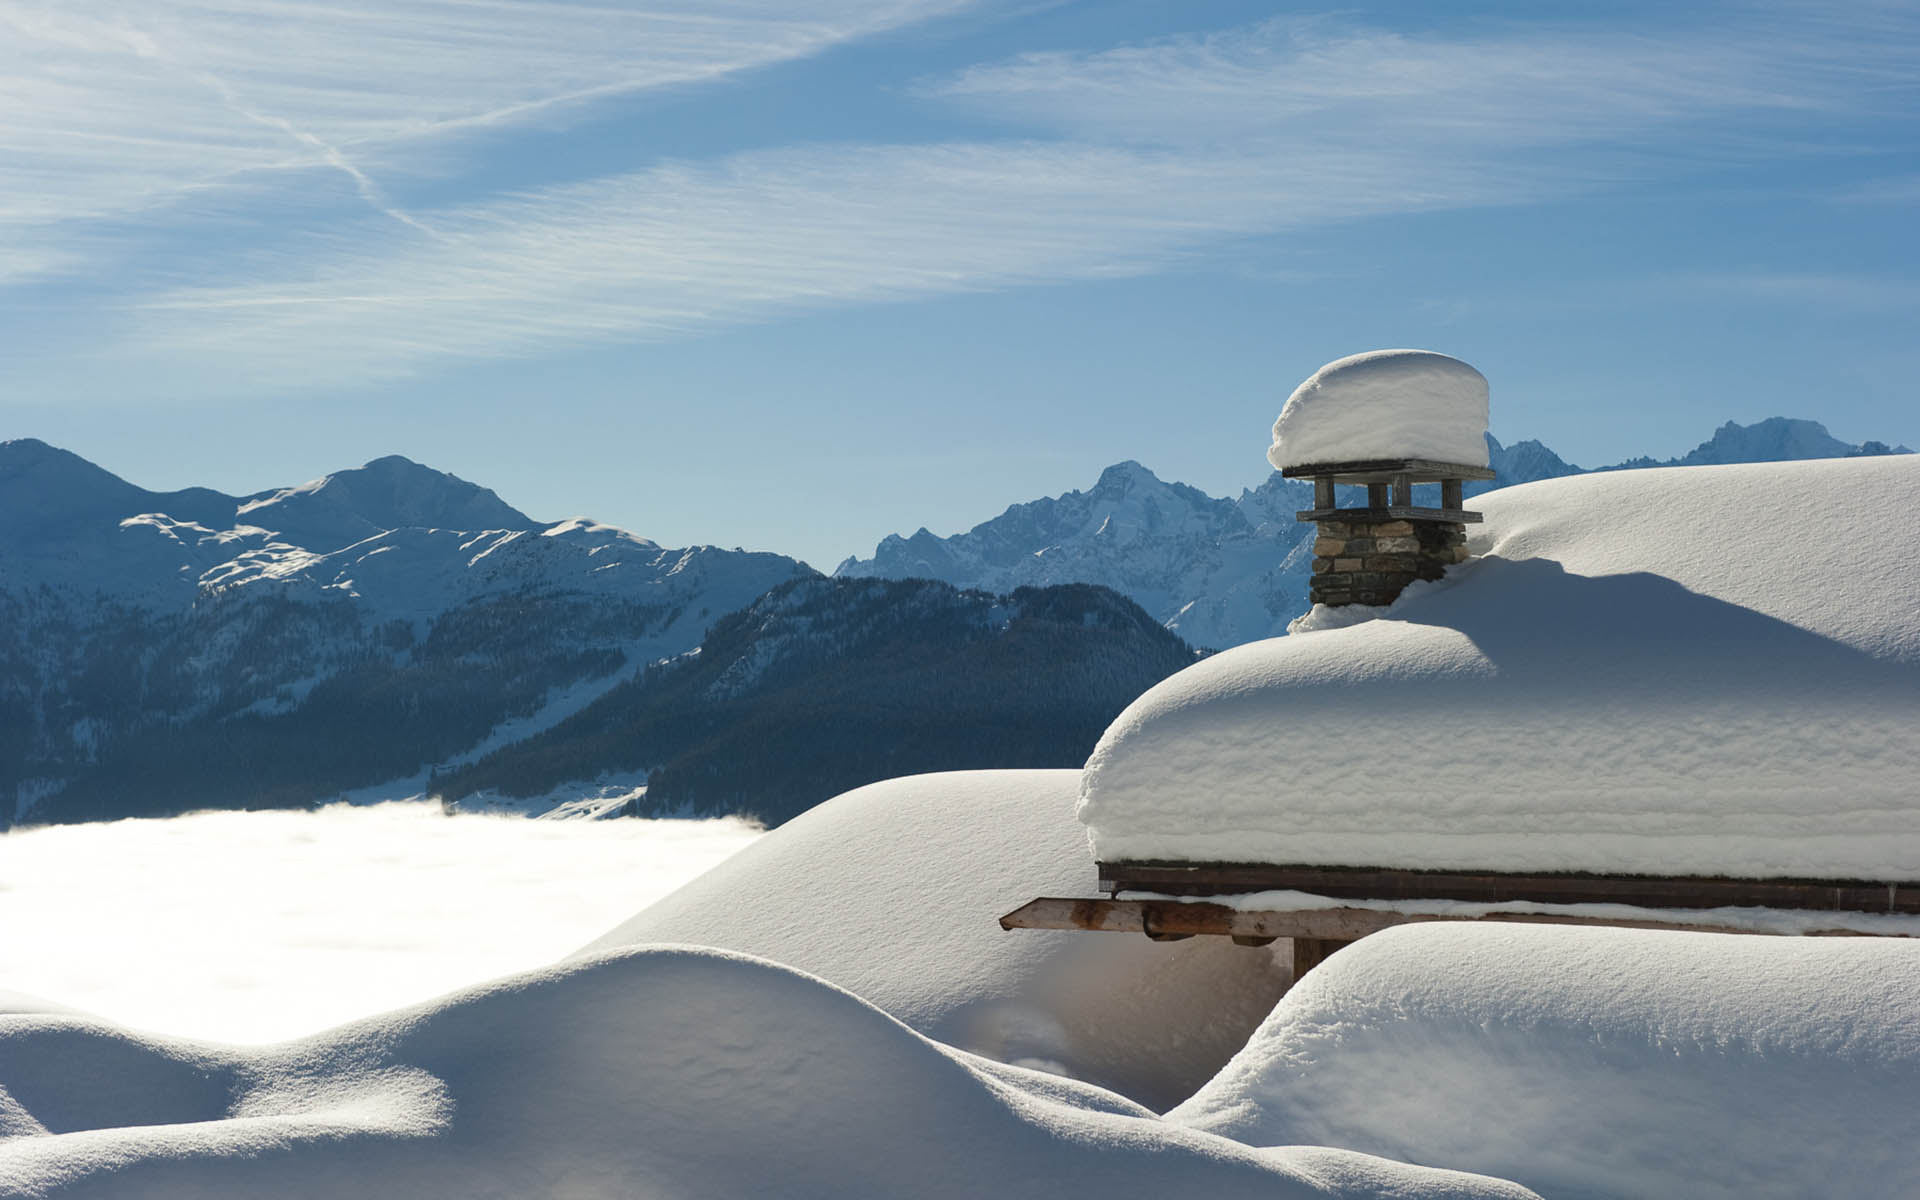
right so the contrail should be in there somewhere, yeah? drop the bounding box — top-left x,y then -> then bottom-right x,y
129,21 -> 444,241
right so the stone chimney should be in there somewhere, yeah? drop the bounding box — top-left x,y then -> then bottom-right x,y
1267,350 -> 1493,609
1287,462 -> 1487,606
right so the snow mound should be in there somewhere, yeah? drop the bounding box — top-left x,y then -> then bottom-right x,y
0,946 -> 1538,1200
1081,456 -> 1920,878
1268,350 -> 1489,470
1173,922 -> 1920,1200
582,770 -> 1289,1110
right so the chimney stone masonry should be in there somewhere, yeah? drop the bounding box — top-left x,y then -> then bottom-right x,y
1267,350 -> 1494,609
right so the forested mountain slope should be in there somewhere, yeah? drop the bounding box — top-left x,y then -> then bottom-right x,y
437,577 -> 1199,824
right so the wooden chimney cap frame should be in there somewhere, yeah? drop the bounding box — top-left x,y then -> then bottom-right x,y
1283,457 -> 1495,525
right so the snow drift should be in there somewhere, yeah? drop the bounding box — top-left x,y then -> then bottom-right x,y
1081,455 -> 1920,878
1174,922 -> 1920,1200
583,770 -> 1289,1110
0,947 -> 1537,1200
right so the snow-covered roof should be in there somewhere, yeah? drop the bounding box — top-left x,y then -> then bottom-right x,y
1172,921 -> 1920,1199
1267,349 -> 1489,470
1079,454 -> 1920,880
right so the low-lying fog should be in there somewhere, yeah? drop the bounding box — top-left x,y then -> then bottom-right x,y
0,802 -> 761,1043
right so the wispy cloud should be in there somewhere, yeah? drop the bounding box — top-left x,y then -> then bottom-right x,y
18,2 -> 1919,391
1831,173 -> 1920,204
118,4 -> 1920,388
921,8 -> 1919,151
1675,271 -> 1920,308
128,138 -> 1534,385
0,1 -> 976,239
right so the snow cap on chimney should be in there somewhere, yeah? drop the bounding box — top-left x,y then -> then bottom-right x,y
1269,349 -> 1489,471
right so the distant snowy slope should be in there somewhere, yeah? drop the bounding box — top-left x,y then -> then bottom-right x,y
1081,455 -> 1920,878
1175,923 -> 1920,1200
0,441 -> 538,604
232,454 -> 537,554
837,461 -> 1319,650
197,520 -> 779,629
1480,434 -> 1580,487
0,439 -> 246,601
0,946 -> 1538,1200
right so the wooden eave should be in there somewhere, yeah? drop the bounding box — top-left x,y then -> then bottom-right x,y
1279,459 -> 1497,485
1095,861 -> 1920,915
1293,504 -> 1483,524
996,897 -> 1907,945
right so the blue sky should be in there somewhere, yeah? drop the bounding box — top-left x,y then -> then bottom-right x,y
4,0 -> 1916,569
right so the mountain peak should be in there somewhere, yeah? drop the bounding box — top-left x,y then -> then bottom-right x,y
1682,417 -> 1847,466
1,436 -> 57,459
237,455 -> 535,547
1092,460 -> 1162,494
0,438 -> 147,532
1,437 -> 126,482
356,453 -> 432,475
1484,432 -> 1580,487
1663,417 -> 1909,468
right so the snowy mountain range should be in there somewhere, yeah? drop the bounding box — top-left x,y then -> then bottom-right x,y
0,439 -> 812,824
2,416 -> 1905,824
837,463 -> 1319,652
837,418 -> 1909,649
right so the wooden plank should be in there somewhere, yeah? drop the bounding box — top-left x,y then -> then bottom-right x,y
1096,861 -> 1920,915
1292,936 -> 1350,980
1281,459 -> 1497,484
1004,897 -> 1400,940
998,897 -> 1907,941
1294,506 -> 1484,524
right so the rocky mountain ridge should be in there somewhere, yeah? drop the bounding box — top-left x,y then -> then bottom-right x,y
0,440 -> 813,824
838,418 -> 1909,648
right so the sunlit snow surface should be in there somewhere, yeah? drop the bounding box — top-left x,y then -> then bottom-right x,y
1083,456 -> 1920,875
0,803 -> 760,1042
0,773 -> 1538,1200
584,770 -> 1291,1110
1174,923 -> 1920,1200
